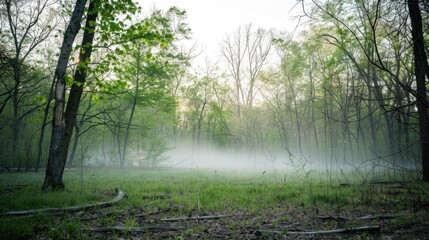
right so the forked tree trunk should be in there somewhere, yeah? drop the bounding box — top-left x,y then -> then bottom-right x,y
63,1 -> 98,170
42,0 -> 94,190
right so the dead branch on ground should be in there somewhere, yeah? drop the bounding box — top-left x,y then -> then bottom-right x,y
315,214 -> 397,221
161,214 -> 232,222
5,188 -> 126,216
287,225 -> 380,235
86,225 -> 184,233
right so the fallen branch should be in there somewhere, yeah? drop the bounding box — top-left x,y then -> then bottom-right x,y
255,224 -> 301,235
315,214 -> 396,221
161,214 -> 231,222
288,225 -> 380,235
87,225 -> 183,233
5,188 -> 126,216
359,214 -> 396,220
315,215 -> 350,221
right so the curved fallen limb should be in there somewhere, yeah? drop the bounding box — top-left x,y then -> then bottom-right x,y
5,188 -> 126,216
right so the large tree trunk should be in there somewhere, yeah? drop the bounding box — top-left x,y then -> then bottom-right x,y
408,0 -> 429,182
63,0 -> 98,168
42,0 -> 90,190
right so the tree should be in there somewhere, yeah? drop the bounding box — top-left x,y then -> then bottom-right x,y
1,0 -> 58,169
43,0 -> 145,189
112,8 -> 190,168
303,0 -> 426,179
407,0 -> 429,181
43,0 -> 90,190
221,24 -> 272,118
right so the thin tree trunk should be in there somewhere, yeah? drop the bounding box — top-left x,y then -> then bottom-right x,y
122,98 -> 138,168
197,101 -> 207,144
68,124 -> 80,167
309,62 -> 319,151
12,83 -> 20,170
122,48 -> 142,168
36,75 -> 55,172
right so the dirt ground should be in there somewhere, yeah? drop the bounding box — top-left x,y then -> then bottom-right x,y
41,202 -> 428,239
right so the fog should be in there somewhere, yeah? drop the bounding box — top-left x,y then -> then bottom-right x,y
163,143 -> 301,172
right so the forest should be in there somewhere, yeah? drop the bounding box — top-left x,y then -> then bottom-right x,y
0,0 -> 429,239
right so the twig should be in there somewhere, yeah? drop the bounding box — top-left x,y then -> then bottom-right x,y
315,214 -> 396,221
315,215 -> 350,221
161,214 -> 231,222
5,188 -> 127,216
86,225 -> 183,233
288,225 -> 380,235
255,224 -> 301,235
359,214 -> 396,220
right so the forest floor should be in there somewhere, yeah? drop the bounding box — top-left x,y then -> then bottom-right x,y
0,168 -> 428,239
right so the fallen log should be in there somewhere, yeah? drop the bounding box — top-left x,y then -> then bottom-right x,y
5,188 -> 126,216
86,225 -> 183,233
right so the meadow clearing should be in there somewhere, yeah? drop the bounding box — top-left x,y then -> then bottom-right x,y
0,168 -> 428,239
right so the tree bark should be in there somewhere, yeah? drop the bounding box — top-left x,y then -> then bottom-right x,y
42,0 -> 90,190
408,0 -> 429,182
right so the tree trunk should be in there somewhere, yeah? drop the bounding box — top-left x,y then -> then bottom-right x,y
63,0 -> 98,165
36,75 -> 55,172
122,48 -> 142,168
408,0 -> 429,182
42,0 -> 90,190
68,123 -> 80,167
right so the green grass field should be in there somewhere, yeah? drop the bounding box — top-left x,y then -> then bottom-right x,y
0,168 -> 428,239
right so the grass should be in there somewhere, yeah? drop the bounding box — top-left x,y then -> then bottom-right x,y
0,168 -> 428,239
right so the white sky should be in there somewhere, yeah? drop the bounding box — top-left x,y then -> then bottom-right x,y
139,0 -> 304,60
